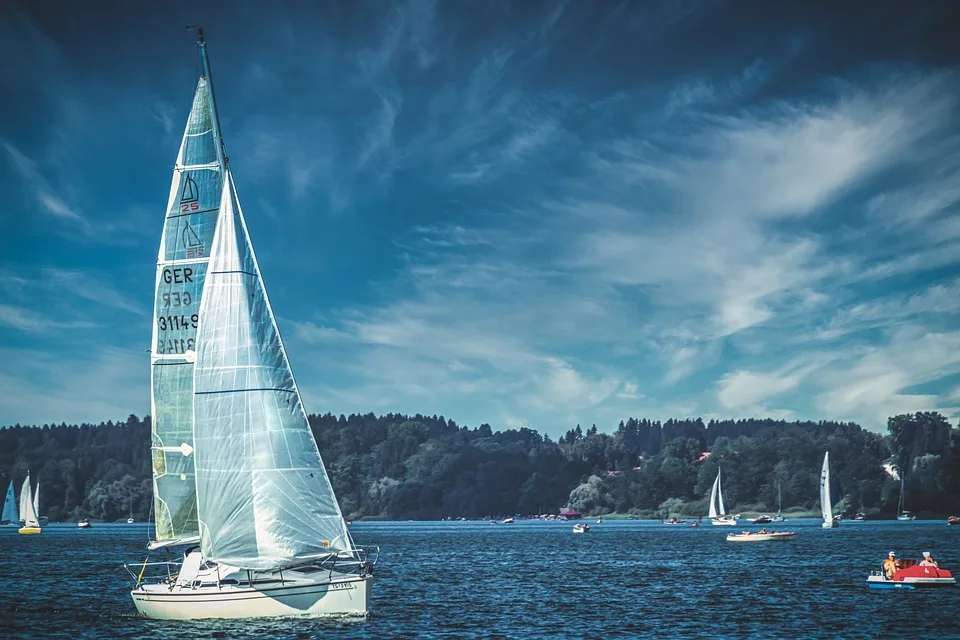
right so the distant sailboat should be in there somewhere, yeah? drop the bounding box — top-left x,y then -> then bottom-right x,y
820,452 -> 839,529
772,482 -> 786,522
18,472 -> 41,534
125,28 -> 377,620
1,480 -> 18,525
708,468 -> 738,526
896,474 -> 915,521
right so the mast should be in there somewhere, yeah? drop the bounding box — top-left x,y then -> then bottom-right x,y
192,27 -> 228,168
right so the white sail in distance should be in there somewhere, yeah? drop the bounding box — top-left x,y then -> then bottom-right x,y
708,470 -> 720,519
19,474 -> 39,527
717,468 -> 726,515
192,172 -> 352,570
33,480 -> 39,516
149,74 -> 225,548
1,481 -> 17,524
820,451 -> 833,526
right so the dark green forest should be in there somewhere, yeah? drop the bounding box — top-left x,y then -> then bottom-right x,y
1,411 -> 958,522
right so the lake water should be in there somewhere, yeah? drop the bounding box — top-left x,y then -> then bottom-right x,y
1,519 -> 958,639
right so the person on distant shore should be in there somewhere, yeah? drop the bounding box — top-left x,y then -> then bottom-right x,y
884,551 -> 901,579
919,551 -> 939,567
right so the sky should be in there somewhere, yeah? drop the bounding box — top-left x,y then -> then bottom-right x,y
1,0 -> 959,436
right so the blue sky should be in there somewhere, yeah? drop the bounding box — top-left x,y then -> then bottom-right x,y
1,0 -> 959,435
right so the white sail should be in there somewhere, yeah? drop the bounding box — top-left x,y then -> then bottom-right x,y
149,75 -> 225,547
19,475 -> 39,527
708,470 -> 720,518
192,172 -> 351,570
820,451 -> 833,526
2,481 -> 17,524
33,480 -> 39,516
717,468 -> 726,515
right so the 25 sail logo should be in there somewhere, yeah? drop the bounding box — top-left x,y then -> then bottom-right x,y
179,174 -> 200,213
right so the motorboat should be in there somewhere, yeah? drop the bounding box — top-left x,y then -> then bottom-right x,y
948,516 -> 958,526
78,519 -> 92,529
751,514 -> 772,524
867,561 -> 956,589
572,523 -> 590,534
726,530 -> 795,542
852,512 -> 866,521
501,517 -> 514,524
664,518 -> 686,525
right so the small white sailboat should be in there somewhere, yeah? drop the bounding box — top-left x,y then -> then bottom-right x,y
125,28 -> 377,620
708,468 -> 738,526
1,480 -> 18,525
896,475 -> 915,521
18,472 -> 41,534
820,451 -> 839,529
771,482 -> 786,522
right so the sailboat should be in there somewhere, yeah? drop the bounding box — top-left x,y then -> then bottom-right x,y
1,480 -> 18,525
18,472 -> 41,534
33,477 -> 48,526
707,468 -> 738,526
125,29 -> 377,620
896,474 -> 915,521
820,451 -> 839,529
771,482 -> 786,522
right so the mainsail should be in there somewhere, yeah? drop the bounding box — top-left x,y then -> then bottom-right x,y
192,172 -> 352,570
149,73 -> 225,547
1,481 -> 17,524
33,480 -> 39,516
820,451 -> 833,526
708,470 -> 720,519
19,474 -> 39,527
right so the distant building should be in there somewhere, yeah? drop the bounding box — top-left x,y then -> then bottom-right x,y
559,508 -> 582,520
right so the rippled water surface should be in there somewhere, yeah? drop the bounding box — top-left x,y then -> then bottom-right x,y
1,519 -> 958,639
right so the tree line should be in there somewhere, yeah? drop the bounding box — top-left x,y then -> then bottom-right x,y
1,411 -> 957,522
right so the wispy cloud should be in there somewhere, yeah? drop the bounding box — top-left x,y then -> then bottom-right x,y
1,140 -> 90,229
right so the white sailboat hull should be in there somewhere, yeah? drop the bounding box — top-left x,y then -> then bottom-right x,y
711,517 -> 739,526
132,574 -> 371,620
822,520 -> 839,528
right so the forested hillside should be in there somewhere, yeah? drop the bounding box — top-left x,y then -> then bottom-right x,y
1,412 -> 957,521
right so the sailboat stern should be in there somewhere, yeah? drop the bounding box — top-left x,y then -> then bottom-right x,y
131,572 -> 372,620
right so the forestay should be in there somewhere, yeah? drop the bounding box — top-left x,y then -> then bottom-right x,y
150,76 -> 225,546
192,172 -> 351,570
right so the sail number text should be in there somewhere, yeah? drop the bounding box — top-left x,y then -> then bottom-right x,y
156,338 -> 195,354
161,291 -> 192,307
158,314 -> 199,331
162,267 -> 194,283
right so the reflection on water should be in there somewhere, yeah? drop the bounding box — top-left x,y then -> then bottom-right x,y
0,519 -> 958,639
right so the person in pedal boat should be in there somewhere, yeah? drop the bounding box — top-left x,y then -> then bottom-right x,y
919,551 -> 939,568
884,551 -> 901,578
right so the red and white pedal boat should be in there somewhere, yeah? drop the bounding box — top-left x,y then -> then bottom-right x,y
867,563 -> 957,589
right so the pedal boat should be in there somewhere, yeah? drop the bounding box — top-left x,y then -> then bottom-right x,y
867,563 -> 956,589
